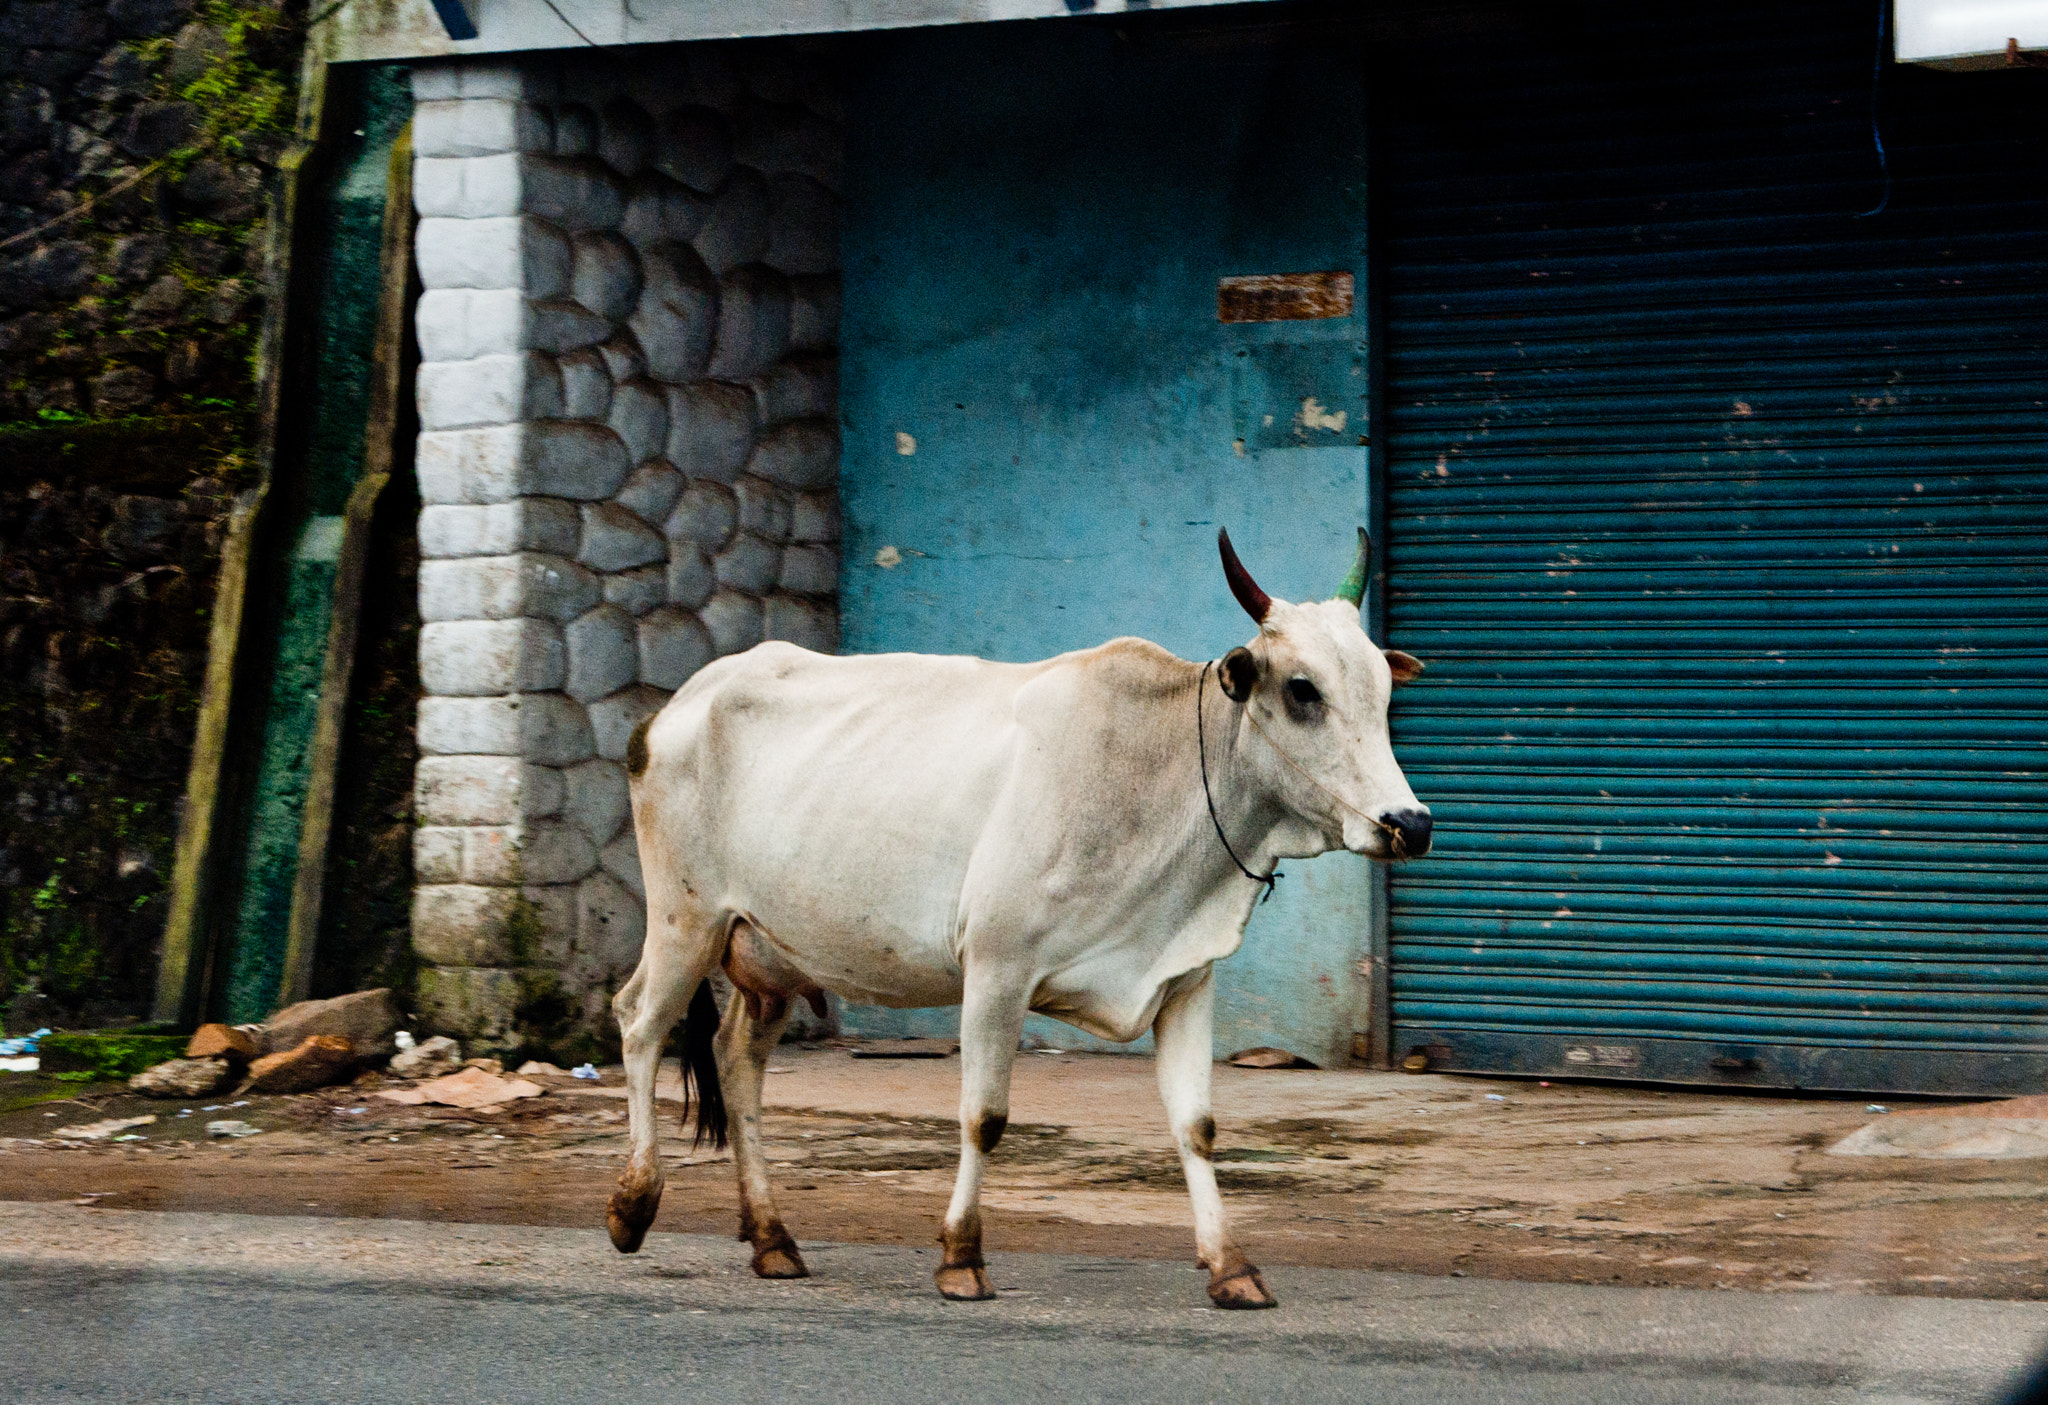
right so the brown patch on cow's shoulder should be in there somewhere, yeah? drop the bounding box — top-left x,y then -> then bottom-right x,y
625,713 -> 656,777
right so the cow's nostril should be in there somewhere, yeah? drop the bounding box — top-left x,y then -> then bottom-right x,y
1385,807 -> 1433,857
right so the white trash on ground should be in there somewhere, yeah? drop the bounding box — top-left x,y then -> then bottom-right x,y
51,1116 -> 156,1140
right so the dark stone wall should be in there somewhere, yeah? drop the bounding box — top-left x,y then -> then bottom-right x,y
0,0 -> 300,1031
0,0 -> 299,419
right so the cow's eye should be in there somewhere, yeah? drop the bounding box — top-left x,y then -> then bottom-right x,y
1285,678 -> 1322,709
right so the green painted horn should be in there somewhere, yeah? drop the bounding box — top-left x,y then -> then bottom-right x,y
1333,526 -> 1371,606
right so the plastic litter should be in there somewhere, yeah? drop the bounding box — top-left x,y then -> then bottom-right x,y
0,1056 -> 36,1073
112,1133 -> 147,1142
394,1030 -> 417,1051
1485,1094 -> 1507,1101
205,1120 -> 261,1138
1867,1104 -> 1890,1114
0,1027 -> 51,1057
571,1063 -> 601,1081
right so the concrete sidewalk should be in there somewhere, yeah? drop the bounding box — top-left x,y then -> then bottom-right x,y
2,1046 -> 2044,1301
1,1205 -> 2043,1404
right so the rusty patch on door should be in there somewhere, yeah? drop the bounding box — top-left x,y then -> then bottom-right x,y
1217,271 -> 1355,323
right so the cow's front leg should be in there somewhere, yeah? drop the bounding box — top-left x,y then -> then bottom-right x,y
1155,966 -> 1276,1309
937,971 -> 1028,1301
715,985 -> 807,1278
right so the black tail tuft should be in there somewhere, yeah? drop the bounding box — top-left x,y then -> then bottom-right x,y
679,978 -> 727,1151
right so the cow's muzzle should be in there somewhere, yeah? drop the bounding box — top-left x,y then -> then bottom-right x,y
1381,806 -> 1433,859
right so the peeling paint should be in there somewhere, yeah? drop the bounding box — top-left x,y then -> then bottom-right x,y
1296,397 -> 1347,434
873,545 -> 903,569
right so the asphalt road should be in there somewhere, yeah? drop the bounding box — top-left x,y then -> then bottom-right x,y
0,1207 -> 2043,1404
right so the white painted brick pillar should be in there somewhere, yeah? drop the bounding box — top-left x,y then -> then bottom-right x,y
407,49 -> 843,1052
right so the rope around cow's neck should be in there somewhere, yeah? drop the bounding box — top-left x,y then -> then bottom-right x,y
1197,661 -> 1282,903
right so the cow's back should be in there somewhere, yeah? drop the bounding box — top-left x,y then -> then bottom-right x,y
629,643 -> 1042,1003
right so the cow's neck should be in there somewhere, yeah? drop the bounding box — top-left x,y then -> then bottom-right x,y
1188,667 -> 1297,895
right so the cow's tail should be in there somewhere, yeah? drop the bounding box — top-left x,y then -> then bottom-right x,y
678,978 -> 728,1151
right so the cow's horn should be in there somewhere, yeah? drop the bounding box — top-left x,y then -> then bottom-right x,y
1334,527 -> 1371,607
1217,528 -> 1271,623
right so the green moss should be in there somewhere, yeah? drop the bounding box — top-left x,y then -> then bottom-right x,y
178,1 -> 296,167
510,969 -> 612,1069
504,897 -> 548,968
0,1075 -> 102,1115
36,1032 -> 188,1078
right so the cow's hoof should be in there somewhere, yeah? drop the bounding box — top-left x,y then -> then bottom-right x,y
606,1181 -> 661,1254
752,1243 -> 810,1279
607,1205 -> 650,1254
1208,1267 -> 1278,1310
935,1264 -> 996,1301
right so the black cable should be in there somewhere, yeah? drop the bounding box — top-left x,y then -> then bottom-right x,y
536,0 -> 602,48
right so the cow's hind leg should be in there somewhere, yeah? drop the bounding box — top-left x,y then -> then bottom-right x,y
1155,967 -> 1276,1309
608,891 -> 721,1254
715,979 -> 807,1278
936,971 -> 1028,1301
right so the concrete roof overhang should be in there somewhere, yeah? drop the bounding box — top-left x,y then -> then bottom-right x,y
315,0 -> 1288,64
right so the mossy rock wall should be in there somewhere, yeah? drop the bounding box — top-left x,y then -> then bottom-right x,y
0,0 -> 301,1032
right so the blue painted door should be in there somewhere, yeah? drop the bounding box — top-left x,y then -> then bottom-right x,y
837,15 -> 1377,1064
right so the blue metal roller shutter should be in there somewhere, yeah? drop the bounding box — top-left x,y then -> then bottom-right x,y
1378,2 -> 2048,1094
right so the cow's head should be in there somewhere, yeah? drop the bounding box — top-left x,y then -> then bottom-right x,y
1215,527 -> 1431,861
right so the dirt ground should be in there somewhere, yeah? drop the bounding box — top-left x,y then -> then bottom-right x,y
2,1046 -> 2042,1301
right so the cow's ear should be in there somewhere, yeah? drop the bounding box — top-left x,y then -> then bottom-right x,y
1220,647 -> 1259,702
1384,649 -> 1425,684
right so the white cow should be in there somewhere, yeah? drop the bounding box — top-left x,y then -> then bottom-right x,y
608,529 -> 1431,1308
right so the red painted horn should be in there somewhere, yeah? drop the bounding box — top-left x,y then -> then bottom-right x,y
1217,527 -> 1271,623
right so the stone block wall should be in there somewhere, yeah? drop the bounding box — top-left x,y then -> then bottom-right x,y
406,45 -> 842,1054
